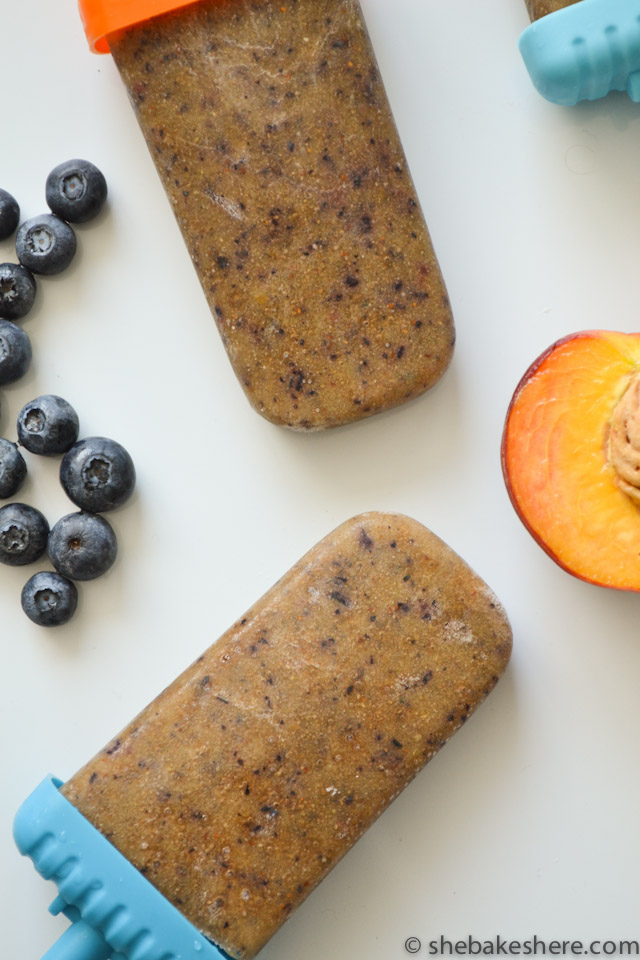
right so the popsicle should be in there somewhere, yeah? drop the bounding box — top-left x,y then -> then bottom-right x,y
79,0 -> 454,430
525,0 -> 579,21
16,512 -> 512,960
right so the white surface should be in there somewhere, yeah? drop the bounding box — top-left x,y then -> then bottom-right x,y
2,0 -> 639,957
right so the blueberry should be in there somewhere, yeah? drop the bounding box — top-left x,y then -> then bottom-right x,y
0,262 -> 37,321
48,511 -> 117,581
0,189 -> 20,240
15,214 -> 76,276
0,502 -> 49,566
0,319 -> 32,385
21,570 -> 78,627
60,437 -> 135,512
46,159 -> 107,224
17,395 -> 79,457
0,439 -> 27,499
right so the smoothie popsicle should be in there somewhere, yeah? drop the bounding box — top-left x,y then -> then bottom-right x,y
81,0 -> 454,430
525,0 -> 580,21
50,512 -> 512,960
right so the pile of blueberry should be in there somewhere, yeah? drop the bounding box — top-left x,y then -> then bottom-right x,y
0,159 -> 107,320
0,405 -> 135,626
0,161 -> 135,627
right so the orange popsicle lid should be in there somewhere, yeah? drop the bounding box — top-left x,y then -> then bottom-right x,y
78,0 -> 202,53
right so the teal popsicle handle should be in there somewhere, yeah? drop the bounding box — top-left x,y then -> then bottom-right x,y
519,0 -> 640,105
14,775 -> 227,960
42,920 -> 111,960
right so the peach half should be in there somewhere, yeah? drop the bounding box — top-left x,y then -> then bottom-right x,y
502,330 -> 640,591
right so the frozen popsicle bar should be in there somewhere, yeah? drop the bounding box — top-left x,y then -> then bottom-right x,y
525,0 -> 580,21
61,512 -> 512,960
104,0 -> 454,430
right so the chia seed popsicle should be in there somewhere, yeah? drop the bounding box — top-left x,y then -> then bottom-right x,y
525,0 -> 580,21
59,512 -> 512,959
85,0 -> 454,429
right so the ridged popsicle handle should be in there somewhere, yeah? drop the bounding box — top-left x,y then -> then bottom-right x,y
42,920 -> 111,960
13,776 -> 225,960
519,0 -> 640,104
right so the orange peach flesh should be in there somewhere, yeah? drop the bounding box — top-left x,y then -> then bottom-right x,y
502,331 -> 640,591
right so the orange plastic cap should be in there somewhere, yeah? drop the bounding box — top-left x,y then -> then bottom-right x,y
78,0 -> 202,53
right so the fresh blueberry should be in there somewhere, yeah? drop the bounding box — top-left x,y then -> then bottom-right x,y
0,439 -> 27,499
60,437 -> 135,512
48,511 -> 117,581
0,189 -> 20,240
0,502 -> 49,566
0,262 -> 37,321
17,395 -> 79,456
46,159 -> 108,224
0,319 -> 32,385
15,214 -> 76,276
21,570 -> 78,627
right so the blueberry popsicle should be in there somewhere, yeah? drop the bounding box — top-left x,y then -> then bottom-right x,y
61,512 -> 512,959
105,0 -> 454,430
525,0 -> 580,21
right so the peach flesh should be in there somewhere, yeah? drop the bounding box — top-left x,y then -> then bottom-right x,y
502,330 -> 640,591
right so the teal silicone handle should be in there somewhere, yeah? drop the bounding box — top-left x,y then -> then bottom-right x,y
41,919 -> 111,960
14,775 -> 229,960
519,0 -> 640,105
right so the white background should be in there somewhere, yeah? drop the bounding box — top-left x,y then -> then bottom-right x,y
2,0 -> 639,957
